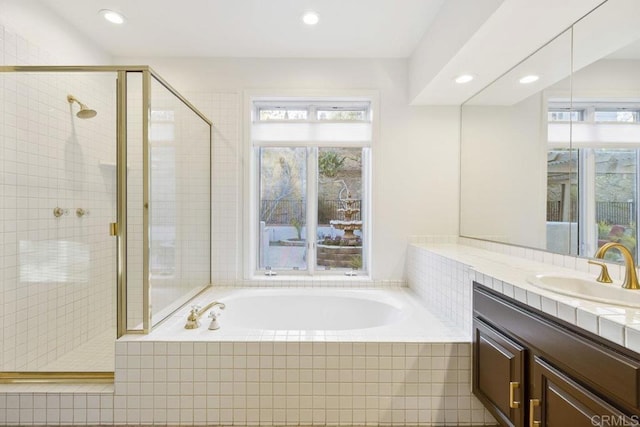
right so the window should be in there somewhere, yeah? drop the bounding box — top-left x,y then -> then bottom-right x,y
548,109 -> 583,122
594,109 -> 640,123
250,99 -> 372,276
258,106 -> 308,121
317,106 -> 368,121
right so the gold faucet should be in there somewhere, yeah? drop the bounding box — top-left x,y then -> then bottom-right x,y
594,242 -> 640,290
185,301 -> 226,329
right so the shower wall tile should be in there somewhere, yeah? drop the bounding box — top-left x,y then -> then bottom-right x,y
183,91 -> 241,285
178,91 -> 261,285
0,22 -> 117,371
145,82 -> 212,321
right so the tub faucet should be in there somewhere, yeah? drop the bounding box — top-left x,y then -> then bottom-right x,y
594,242 -> 640,290
185,301 -> 226,329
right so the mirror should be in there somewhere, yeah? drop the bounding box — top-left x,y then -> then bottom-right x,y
460,0 -> 640,261
460,29 -> 572,250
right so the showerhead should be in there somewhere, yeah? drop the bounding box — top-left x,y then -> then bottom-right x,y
67,94 -> 97,119
76,106 -> 97,119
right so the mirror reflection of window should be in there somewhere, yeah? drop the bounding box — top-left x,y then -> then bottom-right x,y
461,0 -> 640,260
548,101 -> 640,261
594,149 -> 637,262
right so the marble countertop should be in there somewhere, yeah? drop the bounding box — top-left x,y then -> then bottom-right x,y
411,242 -> 640,354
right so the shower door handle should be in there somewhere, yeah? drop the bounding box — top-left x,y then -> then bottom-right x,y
110,223 -> 118,236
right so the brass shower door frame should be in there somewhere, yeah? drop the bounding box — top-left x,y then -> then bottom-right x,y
0,66 -> 212,383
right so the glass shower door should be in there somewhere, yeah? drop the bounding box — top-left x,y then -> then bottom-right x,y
0,71 -> 118,374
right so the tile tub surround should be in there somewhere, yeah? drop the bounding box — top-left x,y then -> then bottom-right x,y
109,341 -> 494,426
412,240 -> 640,353
102,287 -> 494,426
406,243 -> 472,333
0,343 -> 496,426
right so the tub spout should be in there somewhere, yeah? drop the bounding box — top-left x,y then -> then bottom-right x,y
184,301 -> 226,329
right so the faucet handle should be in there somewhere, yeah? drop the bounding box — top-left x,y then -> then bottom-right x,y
588,260 -> 613,284
185,305 -> 201,329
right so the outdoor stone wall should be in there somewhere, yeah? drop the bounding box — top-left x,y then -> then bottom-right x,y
317,245 -> 362,269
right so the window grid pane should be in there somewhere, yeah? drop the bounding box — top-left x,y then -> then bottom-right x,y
317,109 -> 367,121
259,147 -> 308,271
317,148 -> 363,271
259,108 -> 308,121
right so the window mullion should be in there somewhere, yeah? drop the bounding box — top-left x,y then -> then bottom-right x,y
307,147 -> 318,275
578,148 -> 597,256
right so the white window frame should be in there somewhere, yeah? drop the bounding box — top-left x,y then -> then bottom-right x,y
243,92 -> 377,279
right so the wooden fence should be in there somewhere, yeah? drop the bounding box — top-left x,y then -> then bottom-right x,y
260,199 -> 361,225
547,200 -> 635,225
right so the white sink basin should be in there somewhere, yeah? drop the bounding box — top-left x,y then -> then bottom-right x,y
526,273 -> 640,308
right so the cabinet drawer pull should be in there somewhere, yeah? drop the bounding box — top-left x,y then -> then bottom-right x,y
529,399 -> 540,427
509,381 -> 520,408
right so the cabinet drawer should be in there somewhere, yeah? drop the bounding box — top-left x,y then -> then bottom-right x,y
474,283 -> 640,410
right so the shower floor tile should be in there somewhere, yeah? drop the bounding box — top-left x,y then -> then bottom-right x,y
39,328 -> 116,372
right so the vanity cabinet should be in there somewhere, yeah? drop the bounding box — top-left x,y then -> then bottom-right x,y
472,283 -> 640,426
531,356 -> 630,426
474,319 -> 526,427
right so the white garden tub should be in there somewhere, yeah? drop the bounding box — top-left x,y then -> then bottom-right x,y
147,287 -> 468,342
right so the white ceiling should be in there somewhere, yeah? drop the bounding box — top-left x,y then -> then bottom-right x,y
39,0 -> 444,58
23,0 -> 633,105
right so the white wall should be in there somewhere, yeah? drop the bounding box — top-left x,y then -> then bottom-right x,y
0,0 -> 112,65
460,93 -> 547,249
573,58 -> 640,96
115,57 -> 461,281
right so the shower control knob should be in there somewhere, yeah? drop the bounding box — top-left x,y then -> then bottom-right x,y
53,207 -> 68,217
76,208 -> 89,217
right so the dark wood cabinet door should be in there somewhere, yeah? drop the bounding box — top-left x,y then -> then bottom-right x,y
531,357 -> 636,427
473,319 -> 526,427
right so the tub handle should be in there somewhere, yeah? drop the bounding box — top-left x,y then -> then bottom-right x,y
208,311 -> 221,330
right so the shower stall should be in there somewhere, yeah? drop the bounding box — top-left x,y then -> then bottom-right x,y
0,66 -> 211,382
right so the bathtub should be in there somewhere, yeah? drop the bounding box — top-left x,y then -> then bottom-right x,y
146,287 -> 468,342
115,288 -> 492,426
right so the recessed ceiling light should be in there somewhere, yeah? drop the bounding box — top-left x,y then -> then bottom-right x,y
519,75 -> 539,84
100,9 -> 125,25
455,74 -> 475,84
302,11 -> 319,26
